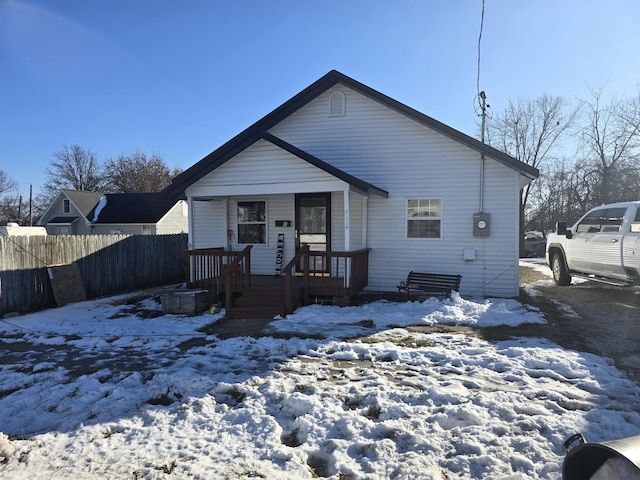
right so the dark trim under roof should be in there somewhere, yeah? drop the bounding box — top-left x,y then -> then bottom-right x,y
163,70 -> 539,199
47,216 -> 79,225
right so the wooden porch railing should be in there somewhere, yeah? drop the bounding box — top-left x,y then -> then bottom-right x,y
184,246 -> 371,314
184,245 -> 252,298
305,248 -> 371,298
222,245 -> 252,311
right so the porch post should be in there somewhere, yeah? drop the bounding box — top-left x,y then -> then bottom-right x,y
222,198 -> 229,249
343,190 -> 350,251
187,196 -> 194,249
362,196 -> 368,247
344,191 -> 351,289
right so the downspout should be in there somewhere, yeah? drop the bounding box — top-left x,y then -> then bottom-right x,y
479,91 -> 487,296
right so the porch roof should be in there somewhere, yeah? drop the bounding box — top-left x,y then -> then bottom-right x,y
47,216 -> 79,225
184,132 -> 389,199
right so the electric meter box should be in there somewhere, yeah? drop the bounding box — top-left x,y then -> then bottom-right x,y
473,213 -> 490,237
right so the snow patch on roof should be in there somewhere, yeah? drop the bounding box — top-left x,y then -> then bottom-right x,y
91,196 -> 107,222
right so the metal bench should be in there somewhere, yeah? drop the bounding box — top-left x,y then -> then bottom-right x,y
397,271 -> 462,299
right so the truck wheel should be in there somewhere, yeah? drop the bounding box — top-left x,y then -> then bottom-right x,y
552,253 -> 572,286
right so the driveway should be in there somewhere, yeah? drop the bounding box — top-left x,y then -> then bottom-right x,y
483,262 -> 640,382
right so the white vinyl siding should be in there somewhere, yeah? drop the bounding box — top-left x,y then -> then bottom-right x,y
270,85 -> 520,297
192,199 -> 227,249
188,140 -> 347,197
156,200 -> 188,235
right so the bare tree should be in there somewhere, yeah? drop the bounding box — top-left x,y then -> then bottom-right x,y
0,170 -> 20,224
41,145 -> 105,203
529,158 -> 597,232
487,95 -> 576,254
103,152 -> 181,193
0,169 -> 17,197
578,87 -> 640,205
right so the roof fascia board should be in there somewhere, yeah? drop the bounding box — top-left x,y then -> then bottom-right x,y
38,191 -> 65,225
163,73 -> 346,198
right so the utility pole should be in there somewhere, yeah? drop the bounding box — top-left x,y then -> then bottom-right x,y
29,185 -> 33,226
479,91 -> 487,144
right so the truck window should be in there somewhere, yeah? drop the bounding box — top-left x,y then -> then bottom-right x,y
601,207 -> 626,233
576,209 -> 605,233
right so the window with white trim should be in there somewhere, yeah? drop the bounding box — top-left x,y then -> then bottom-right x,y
237,201 -> 266,244
63,199 -> 70,214
407,198 -> 441,238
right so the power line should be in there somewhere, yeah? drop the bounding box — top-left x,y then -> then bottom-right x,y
476,0 -> 485,100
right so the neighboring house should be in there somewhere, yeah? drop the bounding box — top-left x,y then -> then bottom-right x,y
163,70 -> 538,298
86,193 -> 188,235
40,190 -> 188,235
39,190 -> 104,235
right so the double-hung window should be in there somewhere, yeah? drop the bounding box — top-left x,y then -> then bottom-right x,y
63,199 -> 70,214
407,198 -> 441,238
237,201 -> 266,244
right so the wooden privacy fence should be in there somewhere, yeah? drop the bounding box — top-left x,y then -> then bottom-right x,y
0,233 -> 188,315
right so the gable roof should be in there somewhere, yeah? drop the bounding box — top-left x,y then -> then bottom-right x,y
38,189 -> 104,226
63,190 -> 105,217
87,193 -> 180,224
163,70 -> 539,199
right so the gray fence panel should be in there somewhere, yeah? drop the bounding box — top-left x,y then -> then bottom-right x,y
0,234 -> 187,315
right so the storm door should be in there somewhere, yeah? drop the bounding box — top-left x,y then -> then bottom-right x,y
295,193 -> 331,273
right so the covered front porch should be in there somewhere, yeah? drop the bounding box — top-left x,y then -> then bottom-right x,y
184,245 -> 371,318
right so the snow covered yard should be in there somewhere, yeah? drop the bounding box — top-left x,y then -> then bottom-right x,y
1,268 -> 640,479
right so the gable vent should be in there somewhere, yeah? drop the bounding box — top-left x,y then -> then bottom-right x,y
329,90 -> 346,117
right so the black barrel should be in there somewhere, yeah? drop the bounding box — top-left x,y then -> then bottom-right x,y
563,433 -> 640,479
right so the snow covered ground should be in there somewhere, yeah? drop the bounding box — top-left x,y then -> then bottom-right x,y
1,260 -> 639,479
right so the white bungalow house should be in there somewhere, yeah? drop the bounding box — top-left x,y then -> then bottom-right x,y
162,70 -> 538,317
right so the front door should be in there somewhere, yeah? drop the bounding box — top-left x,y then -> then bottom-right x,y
295,193 -> 331,273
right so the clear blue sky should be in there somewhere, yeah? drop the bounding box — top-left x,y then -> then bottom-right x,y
2,0 -> 639,197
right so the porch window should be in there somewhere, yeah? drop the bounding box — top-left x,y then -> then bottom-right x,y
237,201 -> 266,244
407,198 -> 441,238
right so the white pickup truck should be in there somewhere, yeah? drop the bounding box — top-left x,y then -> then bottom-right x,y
545,201 -> 640,286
